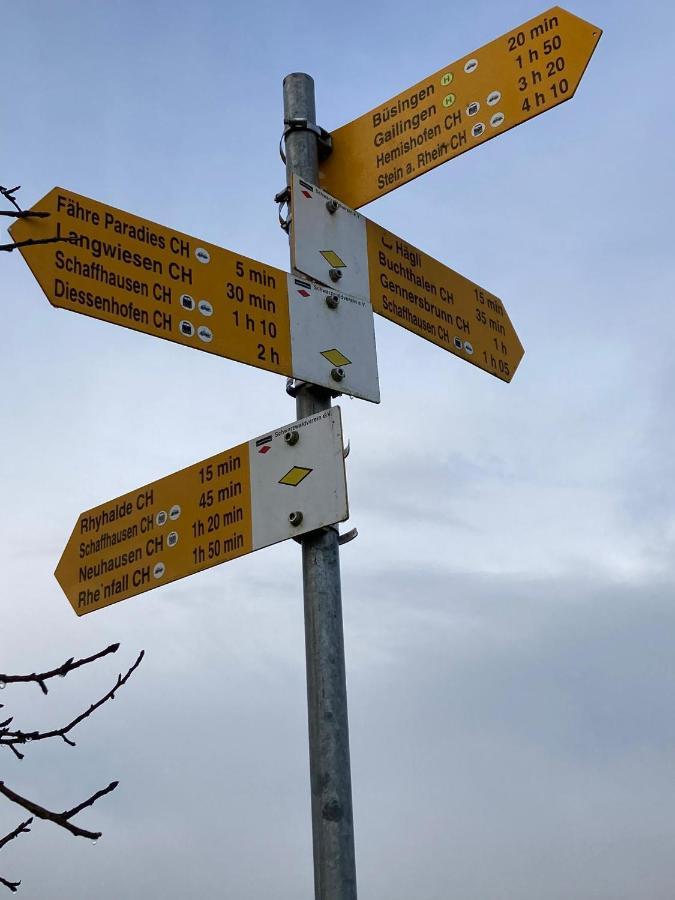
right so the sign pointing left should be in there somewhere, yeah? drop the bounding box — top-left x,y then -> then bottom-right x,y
10,188 -> 380,403
56,408 -> 348,615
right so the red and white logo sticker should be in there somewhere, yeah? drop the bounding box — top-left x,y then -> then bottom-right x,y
256,435 -> 273,455
299,179 -> 314,199
294,278 -> 312,299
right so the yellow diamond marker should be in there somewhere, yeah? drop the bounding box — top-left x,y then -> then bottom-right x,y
320,250 -> 346,268
279,466 -> 313,487
321,348 -> 352,367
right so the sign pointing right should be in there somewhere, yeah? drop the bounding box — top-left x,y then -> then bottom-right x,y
319,6 -> 602,209
291,176 -> 524,383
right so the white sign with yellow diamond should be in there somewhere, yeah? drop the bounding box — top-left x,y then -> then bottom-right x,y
290,175 -> 524,384
287,274 -> 380,403
56,408 -> 349,615
250,407 -> 350,548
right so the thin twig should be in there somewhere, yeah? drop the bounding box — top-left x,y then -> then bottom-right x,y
0,186 -> 22,214
1,217 -> 75,254
1,183 -> 64,250
0,233 -> 73,253
0,782 -> 116,841
0,820 -> 31,853
0,650 -> 144,752
0,642 -> 143,892
0,644 -> 120,695
0,820 -> 32,893
62,783 -> 119,821
0,211 -> 49,219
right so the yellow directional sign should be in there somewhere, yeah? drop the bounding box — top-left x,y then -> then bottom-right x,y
56,409 -> 348,615
291,176 -> 523,382
10,188 -> 380,403
366,219 -> 523,381
319,7 -> 602,208
11,187 -> 290,372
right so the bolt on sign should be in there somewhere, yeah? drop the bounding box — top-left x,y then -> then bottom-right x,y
291,176 -> 523,382
318,6 -> 602,209
56,408 -> 348,615
10,189 -> 380,403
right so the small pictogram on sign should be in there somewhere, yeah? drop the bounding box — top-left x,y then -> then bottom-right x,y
279,466 -> 313,487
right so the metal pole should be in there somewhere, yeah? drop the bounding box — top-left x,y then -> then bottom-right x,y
282,73 -> 358,900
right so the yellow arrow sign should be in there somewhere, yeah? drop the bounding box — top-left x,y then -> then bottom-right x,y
10,188 -> 291,373
9,188 -> 381,403
56,409 -> 348,616
291,176 -> 523,382
318,7 -> 601,208
366,219 -> 523,381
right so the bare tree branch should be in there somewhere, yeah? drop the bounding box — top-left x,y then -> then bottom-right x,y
61,783 -> 119,821
0,186 -> 73,251
0,820 -> 31,853
0,782 -> 116,840
0,230 -> 74,253
0,643 -> 144,891
0,651 -> 144,755
0,643 -> 120,695
0,186 -> 22,214
0,820 -> 32,893
0,211 -> 49,219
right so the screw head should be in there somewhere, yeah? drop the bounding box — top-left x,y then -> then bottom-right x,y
284,430 -> 299,446
325,199 -> 339,214
328,268 -> 342,282
289,510 -> 303,527
331,367 -> 345,382
325,294 -> 339,309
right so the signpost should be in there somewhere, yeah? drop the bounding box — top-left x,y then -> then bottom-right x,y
10,189 -> 380,403
283,73 -> 358,900
56,408 -> 348,615
318,6 -> 602,208
6,6 -> 603,899
291,175 -> 524,382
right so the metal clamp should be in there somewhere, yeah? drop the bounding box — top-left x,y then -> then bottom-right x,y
275,118 -> 331,233
292,523 -> 343,545
293,525 -> 358,546
338,528 -> 358,546
286,378 -> 342,401
274,186 -> 291,233
279,118 -> 333,164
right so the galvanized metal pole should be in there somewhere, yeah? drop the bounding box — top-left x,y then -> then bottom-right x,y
282,73 -> 358,900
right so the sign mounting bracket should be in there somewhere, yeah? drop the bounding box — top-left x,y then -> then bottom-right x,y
280,117 -> 333,163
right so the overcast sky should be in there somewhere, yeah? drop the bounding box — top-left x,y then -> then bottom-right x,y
2,1 -> 675,897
